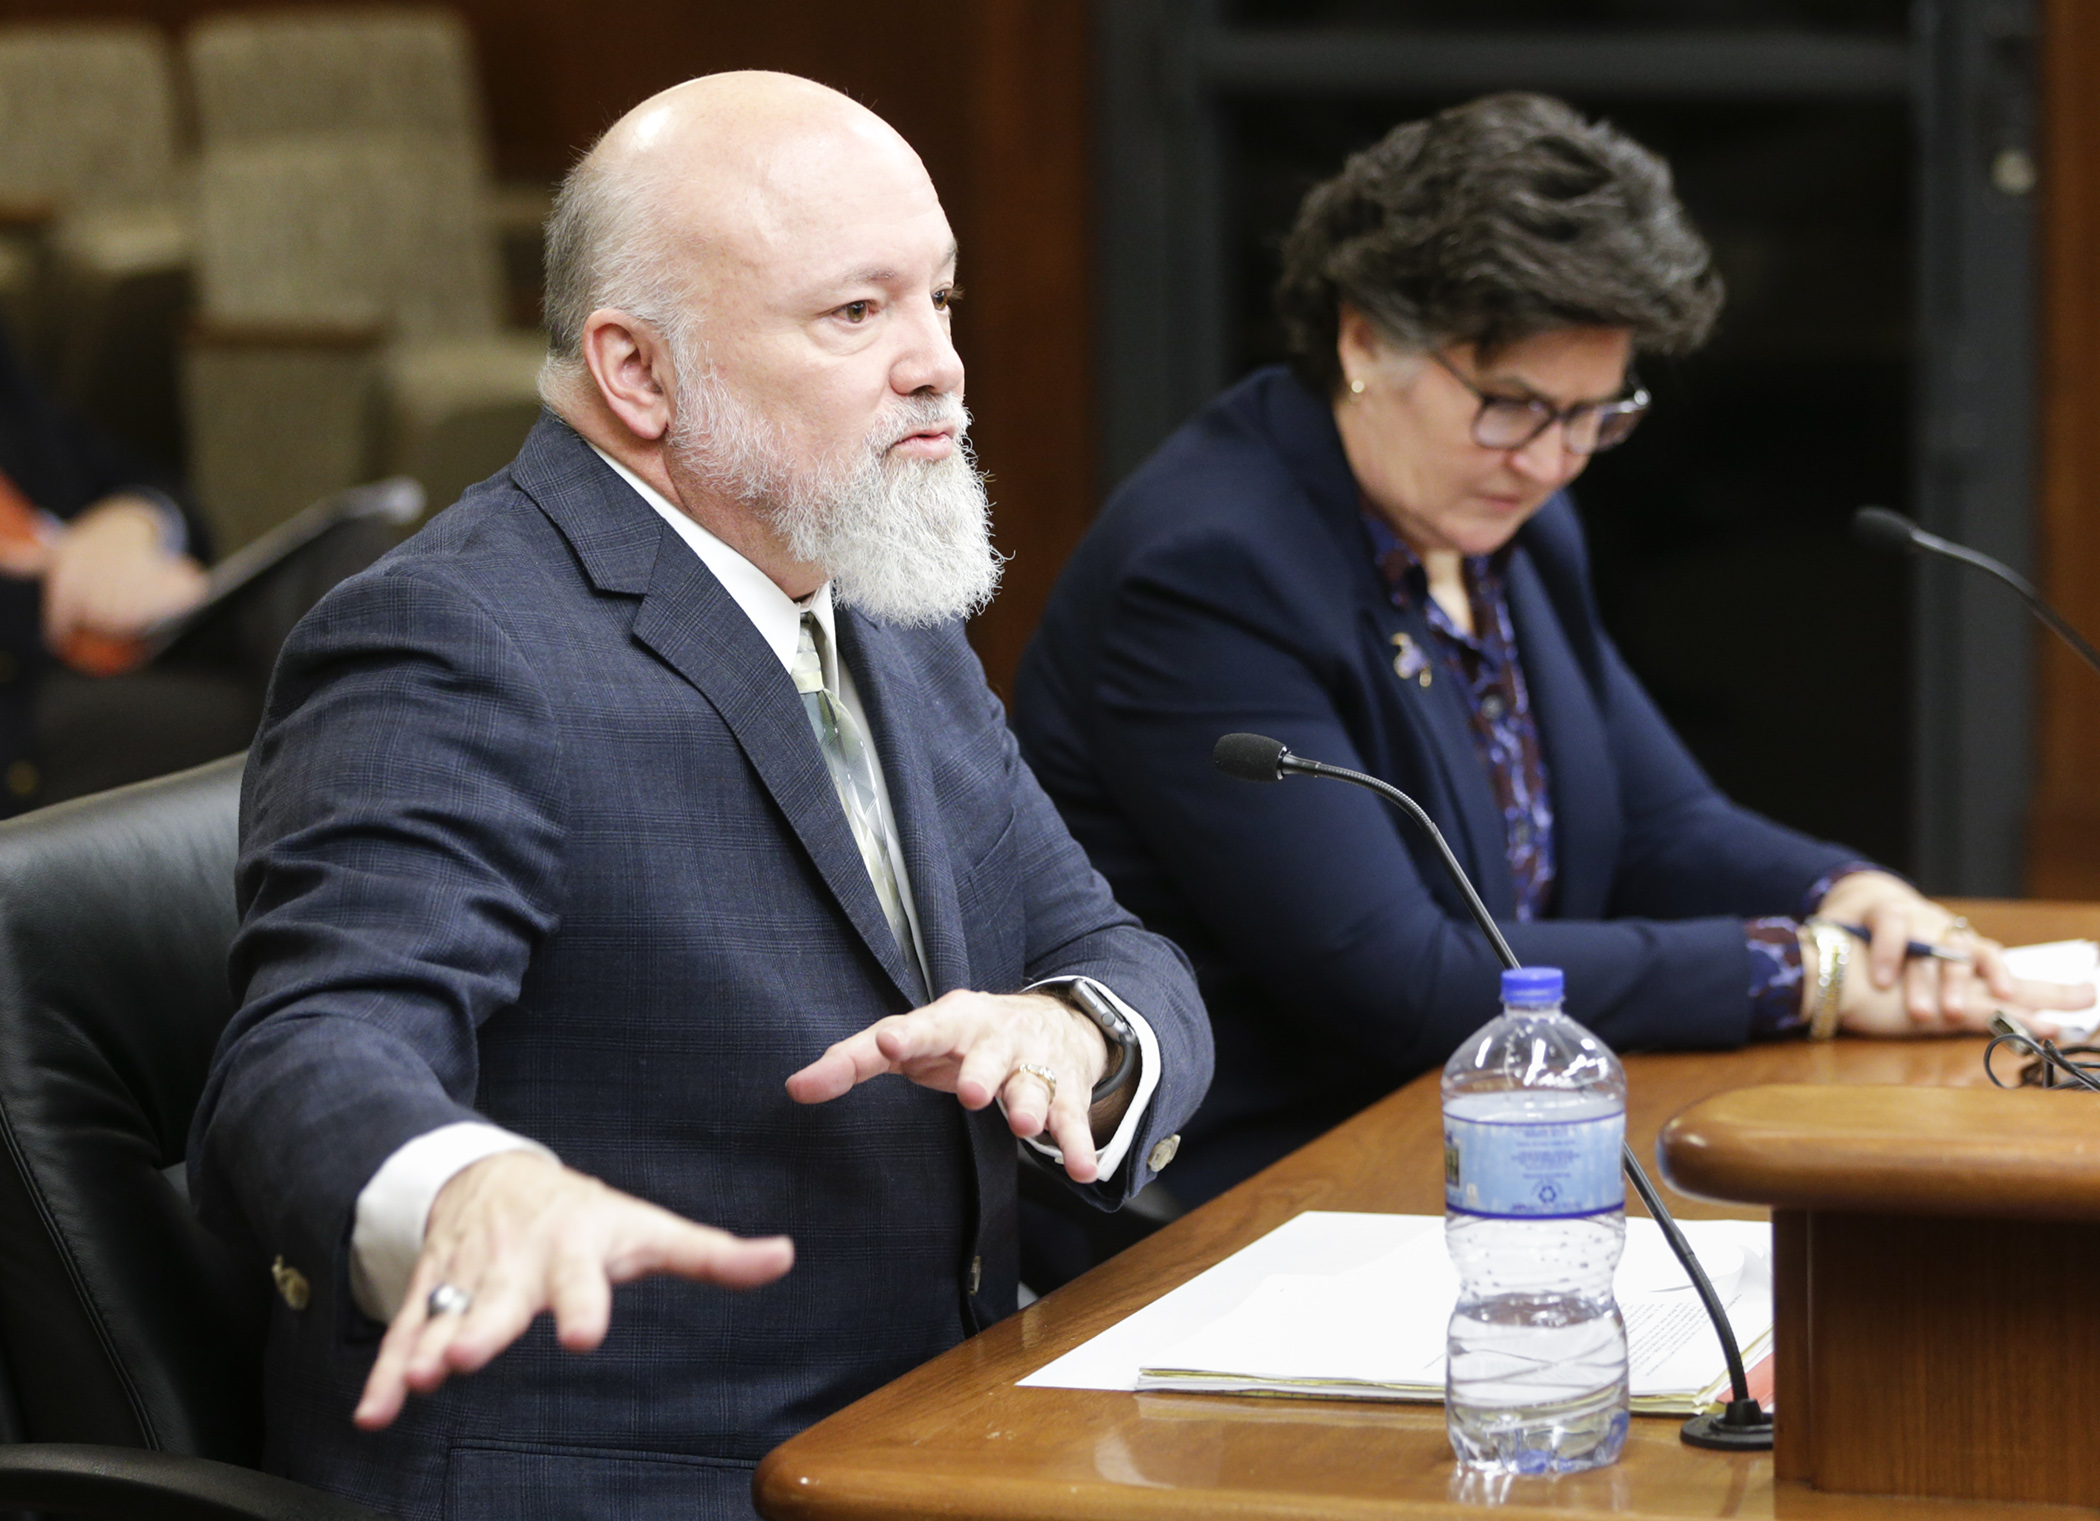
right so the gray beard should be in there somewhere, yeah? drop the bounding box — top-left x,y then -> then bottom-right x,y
666,364 -> 1002,628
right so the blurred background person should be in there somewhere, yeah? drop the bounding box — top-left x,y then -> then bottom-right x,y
0,322 -> 237,812
1013,94 -> 2089,1205
0,7 -> 550,810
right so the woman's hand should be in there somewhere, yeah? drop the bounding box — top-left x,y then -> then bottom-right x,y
1813,871 -> 2094,1035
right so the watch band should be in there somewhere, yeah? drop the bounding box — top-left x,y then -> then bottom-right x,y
1056,978 -> 1138,1105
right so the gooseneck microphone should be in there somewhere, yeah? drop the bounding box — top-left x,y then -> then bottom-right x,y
1851,505 -> 2100,679
1212,732 -> 1772,1452
1213,733 -> 1518,967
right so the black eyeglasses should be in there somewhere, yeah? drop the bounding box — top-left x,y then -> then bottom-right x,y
1429,350 -> 1649,456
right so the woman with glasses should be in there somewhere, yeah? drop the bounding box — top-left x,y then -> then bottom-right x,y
1013,93 -> 2084,1208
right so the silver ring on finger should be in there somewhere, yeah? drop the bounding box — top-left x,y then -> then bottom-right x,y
1014,1062 -> 1058,1104
426,1282 -> 473,1318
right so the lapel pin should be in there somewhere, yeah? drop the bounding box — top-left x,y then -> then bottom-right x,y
1391,632 -> 1432,688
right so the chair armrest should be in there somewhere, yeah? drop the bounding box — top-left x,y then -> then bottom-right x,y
0,1443 -> 389,1520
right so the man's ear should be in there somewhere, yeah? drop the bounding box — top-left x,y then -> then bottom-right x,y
581,308 -> 674,442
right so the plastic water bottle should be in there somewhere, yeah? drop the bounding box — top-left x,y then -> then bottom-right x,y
1442,965 -> 1629,1475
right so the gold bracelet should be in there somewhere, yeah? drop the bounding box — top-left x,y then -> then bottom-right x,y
1804,918 -> 1850,1040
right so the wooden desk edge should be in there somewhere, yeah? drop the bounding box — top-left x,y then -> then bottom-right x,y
1658,1082 -> 2100,1219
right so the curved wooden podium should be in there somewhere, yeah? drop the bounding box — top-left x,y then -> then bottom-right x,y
756,899 -> 2100,1519
1660,1081 -> 2100,1507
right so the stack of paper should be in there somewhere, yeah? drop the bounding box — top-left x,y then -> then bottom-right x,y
1021,1211 -> 1772,1417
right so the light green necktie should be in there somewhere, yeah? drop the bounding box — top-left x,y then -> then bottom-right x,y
793,612 -> 928,1003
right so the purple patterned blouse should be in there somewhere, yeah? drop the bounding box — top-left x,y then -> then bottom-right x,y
1363,512 -> 1845,1038
1365,517 -> 1557,921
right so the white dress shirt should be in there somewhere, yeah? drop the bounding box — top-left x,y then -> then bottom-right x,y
347,450 -> 1159,1320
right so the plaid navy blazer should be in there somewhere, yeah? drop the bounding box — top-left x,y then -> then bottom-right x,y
190,414 -> 1212,1521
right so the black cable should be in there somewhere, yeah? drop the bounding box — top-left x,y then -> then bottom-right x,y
1621,1143 -> 1752,1410
1985,1031 -> 2100,1091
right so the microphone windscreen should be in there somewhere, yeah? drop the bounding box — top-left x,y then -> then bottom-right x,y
1213,732 -> 1288,783
1851,505 -> 1922,556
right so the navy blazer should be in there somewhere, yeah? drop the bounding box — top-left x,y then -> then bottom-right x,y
1013,367 -> 1853,1203
190,414 -> 1210,1521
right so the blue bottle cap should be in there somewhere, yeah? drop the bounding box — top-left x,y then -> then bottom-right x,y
1500,966 -> 1564,1003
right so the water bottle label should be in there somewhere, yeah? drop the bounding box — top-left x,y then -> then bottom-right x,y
1443,1110 -> 1624,1218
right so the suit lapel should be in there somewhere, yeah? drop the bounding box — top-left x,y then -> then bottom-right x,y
836,613 -> 968,998
1369,599 -> 1518,920
840,612 -> 1014,1332
1264,380 -> 1516,920
622,535 -> 924,1009
1505,549 -> 1616,919
514,415 -> 933,1003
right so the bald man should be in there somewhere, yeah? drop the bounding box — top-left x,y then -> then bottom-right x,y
190,73 -> 1211,1520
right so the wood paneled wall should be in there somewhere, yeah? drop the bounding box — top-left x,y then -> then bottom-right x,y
2032,0 -> 2100,894
0,0 -> 1094,693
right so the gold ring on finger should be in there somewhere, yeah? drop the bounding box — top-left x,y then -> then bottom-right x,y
1015,1062 -> 1058,1104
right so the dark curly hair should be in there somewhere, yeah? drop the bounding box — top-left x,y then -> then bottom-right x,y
1274,93 -> 1723,396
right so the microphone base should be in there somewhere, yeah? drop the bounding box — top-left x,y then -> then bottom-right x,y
1679,1404 -> 1774,1452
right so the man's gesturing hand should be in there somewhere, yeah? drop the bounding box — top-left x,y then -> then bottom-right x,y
785,991 -> 1111,1182
354,1152 -> 793,1431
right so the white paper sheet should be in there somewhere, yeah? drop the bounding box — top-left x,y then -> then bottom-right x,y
1020,1211 -> 1771,1414
2002,939 -> 2100,1038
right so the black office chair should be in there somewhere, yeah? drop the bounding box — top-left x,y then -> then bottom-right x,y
0,756 -> 383,1519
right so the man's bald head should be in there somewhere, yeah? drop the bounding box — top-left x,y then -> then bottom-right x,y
540,72 -> 933,398
535,72 -> 989,627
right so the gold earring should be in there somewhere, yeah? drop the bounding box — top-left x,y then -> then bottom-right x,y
1349,378 -> 1366,395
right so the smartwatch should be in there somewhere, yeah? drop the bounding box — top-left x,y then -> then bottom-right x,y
1053,978 -> 1137,1105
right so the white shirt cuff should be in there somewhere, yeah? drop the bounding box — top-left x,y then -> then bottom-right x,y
349,1120 -> 555,1321
1016,976 -> 1161,1181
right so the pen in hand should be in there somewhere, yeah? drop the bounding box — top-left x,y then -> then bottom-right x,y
1826,919 -> 1971,963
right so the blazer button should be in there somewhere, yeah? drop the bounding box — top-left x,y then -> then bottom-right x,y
1147,1134 -> 1181,1173
271,1255 -> 310,1311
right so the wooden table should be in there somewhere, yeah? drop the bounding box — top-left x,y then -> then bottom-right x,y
756,901 -> 2097,1520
